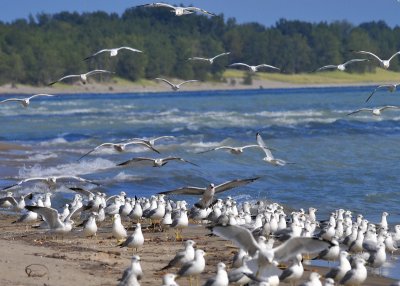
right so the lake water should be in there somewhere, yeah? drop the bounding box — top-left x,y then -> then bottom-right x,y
1,86 -> 400,226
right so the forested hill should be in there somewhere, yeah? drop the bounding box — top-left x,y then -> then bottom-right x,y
0,6 -> 399,86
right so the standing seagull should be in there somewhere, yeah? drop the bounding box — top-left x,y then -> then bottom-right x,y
256,133 -> 292,166
203,262 -> 229,286
84,47 -> 143,61
353,50 -> 400,69
48,70 -> 113,86
78,140 -> 160,161
158,177 -> 260,209
0,94 -> 55,108
315,59 -> 368,72
140,3 -> 216,16
117,156 -> 198,168
155,78 -> 199,91
365,83 -> 400,102
228,63 -> 280,72
188,52 -> 230,64
160,240 -> 196,270
347,106 -> 400,116
119,223 -> 144,253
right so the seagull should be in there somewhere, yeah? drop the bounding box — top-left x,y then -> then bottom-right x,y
315,59 -> 368,72
256,133 -> 292,166
78,140 -> 160,161
228,63 -> 280,72
155,78 -> 199,91
160,240 -> 196,270
203,262 -> 229,286
140,3 -> 216,16
117,156 -> 198,167
158,177 -> 260,209
299,272 -> 322,286
0,193 -> 32,211
118,255 -> 143,286
347,105 -> 400,116
2,175 -> 99,191
365,83 -> 400,102
125,135 -> 175,147
339,257 -> 367,286
119,223 -> 144,253
48,69 -> 113,86
279,254 -> 304,285
197,145 -> 262,155
80,212 -> 98,238
353,50 -> 400,69
325,251 -> 351,282
112,213 -> 128,241
188,52 -> 230,64
161,273 -> 179,286
84,47 -> 143,61
0,94 -> 55,108
177,249 -> 206,285
25,205 -> 79,235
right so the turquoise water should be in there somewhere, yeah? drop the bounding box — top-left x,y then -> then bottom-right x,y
1,86 -> 400,226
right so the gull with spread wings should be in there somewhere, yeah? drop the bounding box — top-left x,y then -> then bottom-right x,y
197,144 -> 262,155
0,94 -> 55,108
347,106 -> 400,116
256,133 -> 292,166
84,47 -> 143,61
155,78 -> 199,91
158,177 -> 259,209
352,50 -> 400,69
117,156 -> 198,167
188,52 -> 230,64
139,3 -> 216,16
228,63 -> 280,73
123,136 -> 175,147
315,59 -> 368,72
48,69 -> 113,86
78,140 -> 160,161
365,83 -> 399,102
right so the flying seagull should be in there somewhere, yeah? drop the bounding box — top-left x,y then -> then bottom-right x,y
352,50 -> 400,69
188,52 -> 230,64
315,59 -> 368,72
84,47 -> 143,61
155,78 -> 199,91
2,175 -> 99,191
78,140 -> 160,161
123,136 -> 175,147
347,106 -> 400,116
48,70 -> 113,86
0,94 -> 55,108
139,3 -> 216,16
117,156 -> 199,167
158,177 -> 260,209
365,83 -> 399,102
228,63 -> 280,72
197,145 -> 262,155
256,133 -> 292,166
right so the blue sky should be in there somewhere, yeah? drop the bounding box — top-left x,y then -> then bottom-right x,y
1,0 -> 399,27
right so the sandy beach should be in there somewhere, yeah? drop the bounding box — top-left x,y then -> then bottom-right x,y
0,212 -> 397,286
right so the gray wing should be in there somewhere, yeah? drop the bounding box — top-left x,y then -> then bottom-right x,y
117,157 -> 155,166
203,277 -> 216,286
125,140 -> 161,154
354,50 -> 382,62
48,74 -> 80,85
215,177 -> 259,194
229,63 -> 251,69
212,225 -> 260,256
25,206 -> 60,229
185,6 -> 216,16
196,146 -> 232,154
28,93 -> 55,100
347,108 -> 371,116
0,98 -> 23,104
83,49 -> 110,60
380,105 -> 400,111
159,186 -> 206,195
68,187 -> 94,198
316,65 -> 338,72
164,157 -> 199,166
343,58 -> 368,66
118,47 -> 143,53
57,176 -> 100,186
325,267 -> 340,279
340,269 -> 354,285
177,80 -> 199,87
256,132 -> 274,159
279,267 -> 295,281
211,52 -> 230,61
155,78 -> 174,87
388,51 -> 400,61
161,250 -> 185,270
255,64 -> 280,71
273,237 -> 332,262
86,69 -> 113,76
0,196 -> 17,206
177,261 -> 194,276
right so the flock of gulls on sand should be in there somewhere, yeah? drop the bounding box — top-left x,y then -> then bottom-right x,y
1,2 -> 400,286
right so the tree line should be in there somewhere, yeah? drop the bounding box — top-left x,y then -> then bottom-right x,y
0,6 -> 399,86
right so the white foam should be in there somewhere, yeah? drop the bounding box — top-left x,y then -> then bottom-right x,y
39,137 -> 68,146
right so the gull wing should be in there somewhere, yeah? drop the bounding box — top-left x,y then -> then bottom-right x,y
388,51 -> 400,62
68,187 -> 95,198
347,108 -> 371,116
0,98 -> 23,104
177,80 -> 199,87
0,196 -> 17,207
256,132 -> 274,159
215,177 -> 260,194
212,225 -> 260,256
124,140 -> 161,153
151,135 -> 175,144
146,3 -> 177,9
188,57 -> 208,61
255,64 -> 280,71
25,206 -> 61,229
196,146 -> 232,154
77,142 -> 116,161
185,6 -> 216,16
343,58 -> 368,66
354,50 -> 382,62
117,157 -> 155,167
48,74 -> 80,86
28,93 -> 55,100
119,47 -> 143,53
155,77 -> 174,87
316,65 -> 337,72
229,63 -> 252,69
211,52 -> 230,61
380,105 -> 400,111
273,237 -> 332,262
85,69 -> 113,77
163,157 -> 199,167
1,177 -> 44,191
158,186 -> 206,195
365,84 -> 394,102
83,49 -> 110,60
56,175 -> 100,186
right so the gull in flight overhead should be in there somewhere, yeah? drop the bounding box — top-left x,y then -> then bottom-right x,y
117,156 -> 199,167
48,70 -> 113,86
315,59 -> 368,72
256,133 -> 292,166
84,47 -> 143,61
78,140 -> 160,161
365,83 -> 400,102
124,135 -> 175,147
139,3 -> 216,16
188,52 -> 230,64
1,175 -> 100,191
158,177 -> 260,209
0,94 -> 55,108
347,106 -> 400,116
353,50 -> 400,69
155,78 -> 199,91
228,63 -> 280,72
197,144 -> 262,155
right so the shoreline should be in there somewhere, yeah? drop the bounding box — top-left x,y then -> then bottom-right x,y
0,212 -> 397,286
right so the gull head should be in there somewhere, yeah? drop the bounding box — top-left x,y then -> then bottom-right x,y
217,262 -> 226,270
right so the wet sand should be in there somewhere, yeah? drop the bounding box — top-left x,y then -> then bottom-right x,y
0,213 -> 396,286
